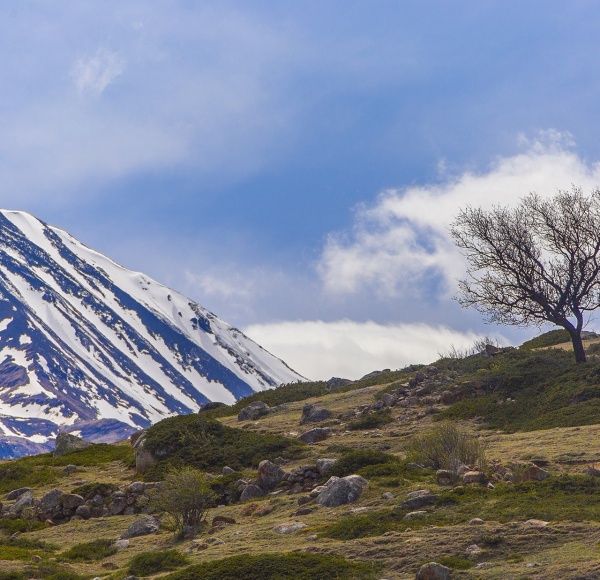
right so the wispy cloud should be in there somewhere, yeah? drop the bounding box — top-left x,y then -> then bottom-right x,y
71,49 -> 124,96
244,319 -> 504,380
318,131 -> 600,300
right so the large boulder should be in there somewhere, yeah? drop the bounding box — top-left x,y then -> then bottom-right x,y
53,433 -> 91,457
299,404 -> 332,425
416,562 -> 451,579
326,377 -> 352,391
256,460 -> 285,491
298,428 -> 330,444
120,516 -> 160,539
316,475 -> 368,507
240,484 -> 266,502
399,490 -> 437,510
237,401 -> 271,422
40,489 -> 64,512
9,491 -> 33,515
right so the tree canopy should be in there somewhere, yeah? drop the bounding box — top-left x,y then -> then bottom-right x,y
451,187 -> 600,362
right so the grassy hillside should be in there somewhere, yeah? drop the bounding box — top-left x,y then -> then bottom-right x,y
3,339 -> 600,578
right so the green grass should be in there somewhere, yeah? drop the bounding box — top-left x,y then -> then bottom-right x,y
0,518 -> 48,535
347,409 -> 393,430
128,549 -> 189,576
141,414 -> 305,478
162,552 -> 379,580
520,329 -> 571,350
330,449 -> 396,477
438,348 -> 600,431
0,537 -> 56,561
59,539 -> 117,562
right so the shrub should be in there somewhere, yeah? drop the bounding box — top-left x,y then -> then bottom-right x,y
60,539 -> 117,562
128,549 -> 189,576
0,537 -> 56,560
347,409 -> 393,431
141,414 -> 305,478
406,421 -> 487,471
0,464 -> 57,493
149,468 -> 216,537
330,449 -> 395,477
520,329 -> 570,350
24,562 -> 82,580
162,552 -> 379,580
0,517 -> 47,535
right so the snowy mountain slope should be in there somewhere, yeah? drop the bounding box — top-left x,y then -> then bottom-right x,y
0,210 -> 304,456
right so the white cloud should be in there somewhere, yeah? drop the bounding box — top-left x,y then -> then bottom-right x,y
244,319 -> 503,380
71,49 -> 124,95
318,131 -> 600,299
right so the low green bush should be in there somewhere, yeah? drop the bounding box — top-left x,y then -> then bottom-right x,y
347,409 -> 393,430
406,421 -> 487,471
0,572 -> 27,580
0,537 -> 56,560
520,329 -> 570,350
0,518 -> 47,535
0,464 -> 57,493
162,552 -> 379,580
330,449 -> 396,477
24,562 -> 82,580
141,414 -> 305,478
59,539 -> 117,562
128,549 -> 189,576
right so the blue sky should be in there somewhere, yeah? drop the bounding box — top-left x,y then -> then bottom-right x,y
3,2 -> 600,379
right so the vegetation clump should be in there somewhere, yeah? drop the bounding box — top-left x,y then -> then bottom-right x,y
406,421 -> 486,471
330,449 -> 396,477
162,552 -> 379,580
59,539 -> 117,562
347,408 -> 393,430
128,549 -> 189,576
141,414 -> 305,477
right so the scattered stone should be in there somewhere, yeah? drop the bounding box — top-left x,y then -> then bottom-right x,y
75,505 -> 91,519
237,401 -> 271,422
380,393 -> 398,407
257,460 -> 285,491
524,519 -> 549,528
298,428 -> 330,444
306,534 -> 318,541
462,471 -> 487,485
240,484 -> 266,502
62,494 -> 85,510
382,492 -> 395,500
469,518 -> 485,526
120,516 -> 160,539
272,521 -> 308,534
474,562 -> 492,569
62,465 -> 77,474
404,510 -> 427,520
436,469 -> 459,485
416,562 -> 451,580
6,487 -> 32,501
466,544 -> 482,554
316,475 -> 368,507
114,539 -> 130,549
400,491 -> 437,511
222,466 -> 236,475
9,491 -> 33,515
212,515 -> 236,526
299,403 -> 332,425
53,432 -> 91,456
523,465 -> 550,481
315,458 -> 337,476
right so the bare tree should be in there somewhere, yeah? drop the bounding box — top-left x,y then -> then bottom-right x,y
451,187 -> 600,363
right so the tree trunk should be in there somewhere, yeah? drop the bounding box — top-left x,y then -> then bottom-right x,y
566,327 -> 587,363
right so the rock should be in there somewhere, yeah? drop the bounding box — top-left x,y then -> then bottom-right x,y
466,544 -> 482,554
469,518 -> 485,526
222,466 -> 236,475
129,429 -> 146,447
40,489 -> 63,512
326,377 -> 352,391
404,510 -> 427,519
299,403 -> 332,425
380,393 -> 398,407
416,562 -> 451,580
9,491 -> 33,515
382,492 -> 395,500
316,458 -> 337,476
114,539 -> 130,549
127,482 -> 146,494
439,391 -> 456,405
237,401 -> 271,422
584,464 -> 600,477
6,487 -> 32,501
298,428 -> 330,444
524,519 -> 549,528
198,401 -> 226,413
75,505 -> 91,519
212,515 -> 236,526
120,516 -> 160,539
316,475 -> 368,507
399,492 -> 437,511
257,460 -> 285,491
462,471 -> 487,485
240,484 -> 266,502
271,521 -> 308,534
133,437 -> 157,473
523,465 -> 549,481
62,465 -> 77,474
62,494 -> 85,510
436,469 -> 459,485
53,432 -> 91,456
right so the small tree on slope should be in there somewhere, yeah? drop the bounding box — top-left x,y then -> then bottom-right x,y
451,186 -> 600,363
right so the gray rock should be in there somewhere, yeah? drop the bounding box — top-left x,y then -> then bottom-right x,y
222,466 -> 236,475
9,491 -> 33,515
404,510 -> 427,520
40,489 -> 64,511
416,562 -> 451,580
400,492 -> 437,510
299,403 -> 332,425
108,497 -> 129,516
240,484 -> 266,502
257,460 -> 285,491
316,475 -> 368,507
6,487 -> 32,501
237,401 -> 271,422
271,521 -> 308,534
298,428 -> 330,444
326,377 -> 352,391
62,494 -> 85,510
436,469 -> 459,485
469,518 -> 485,526
127,481 -> 146,494
53,432 -> 91,456
382,492 -> 395,500
114,539 -> 130,549
380,393 -> 398,407
62,465 -> 77,474
462,471 -> 487,485
120,516 -> 160,539
315,458 -> 337,476
75,505 -> 91,519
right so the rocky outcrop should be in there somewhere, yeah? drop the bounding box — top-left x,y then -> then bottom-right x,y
120,516 -> 160,539
416,562 -> 451,579
316,475 -> 368,507
326,377 -> 352,391
53,433 -> 91,457
237,401 -> 272,421
256,460 -> 285,491
297,428 -> 330,444
299,404 -> 332,425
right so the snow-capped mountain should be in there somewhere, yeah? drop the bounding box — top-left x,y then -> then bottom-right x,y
0,210 -> 304,457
